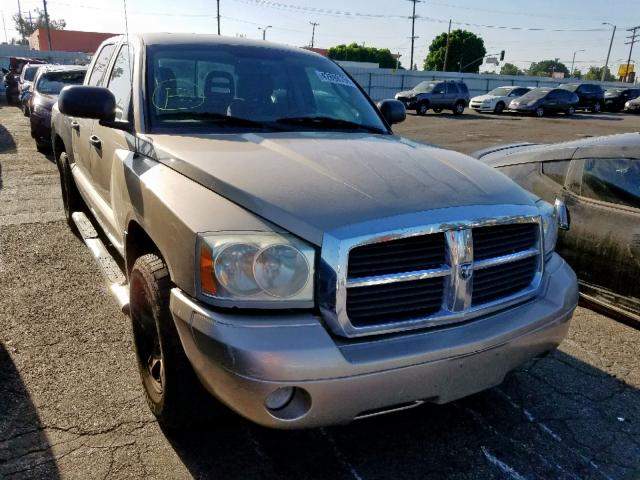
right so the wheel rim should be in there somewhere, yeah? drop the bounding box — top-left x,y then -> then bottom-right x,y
594,103 -> 601,112
569,107 -> 575,114
536,108 -> 544,117
419,104 -> 427,114
132,284 -> 164,395
457,104 -> 464,114
495,103 -> 504,113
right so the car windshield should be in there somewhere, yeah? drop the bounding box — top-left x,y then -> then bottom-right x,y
519,88 -> 551,101
413,81 -> 436,93
606,88 -> 624,95
487,87 -> 513,96
146,44 -> 388,134
23,66 -> 39,81
36,71 -> 85,94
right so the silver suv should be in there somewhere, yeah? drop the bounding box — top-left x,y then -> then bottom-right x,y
51,34 -> 577,430
395,80 -> 471,115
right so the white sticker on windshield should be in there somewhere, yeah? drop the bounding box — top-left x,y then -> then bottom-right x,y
315,70 -> 357,88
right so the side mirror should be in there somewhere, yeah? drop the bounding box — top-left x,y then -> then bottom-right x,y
59,85 -> 116,122
554,199 -> 570,230
377,99 -> 406,125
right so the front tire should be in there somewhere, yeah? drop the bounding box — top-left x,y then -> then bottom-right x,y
453,101 -> 465,115
494,102 -> 505,114
416,101 -> 429,116
535,106 -> 545,118
567,106 -> 576,115
592,102 -> 602,113
130,253 -> 221,429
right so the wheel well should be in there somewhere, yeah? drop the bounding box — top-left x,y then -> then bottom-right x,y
53,135 -> 65,161
125,221 -> 161,277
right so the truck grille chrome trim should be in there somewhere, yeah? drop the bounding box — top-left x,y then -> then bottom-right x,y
318,206 -> 544,338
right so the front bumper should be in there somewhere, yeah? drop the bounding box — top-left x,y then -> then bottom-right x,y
171,254 -> 578,429
470,102 -> 494,111
30,112 -> 52,144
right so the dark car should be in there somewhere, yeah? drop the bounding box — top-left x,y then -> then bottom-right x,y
3,57 -> 46,104
559,83 -> 605,113
30,65 -> 87,151
395,80 -> 470,115
508,87 -> 578,117
473,133 -> 640,324
604,87 -> 640,112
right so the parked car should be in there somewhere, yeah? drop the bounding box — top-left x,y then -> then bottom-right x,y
605,87 -> 640,112
473,133 -> 640,324
52,33 -> 577,430
559,83 -> 605,113
625,96 -> 640,113
470,86 -> 531,114
30,65 -> 87,151
3,56 -> 46,104
19,64 -> 46,116
509,87 -> 578,117
395,80 -> 470,115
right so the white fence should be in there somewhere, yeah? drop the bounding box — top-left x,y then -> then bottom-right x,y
342,67 -> 632,101
0,44 -> 90,70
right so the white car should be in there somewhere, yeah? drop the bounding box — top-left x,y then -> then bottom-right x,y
470,86 -> 531,114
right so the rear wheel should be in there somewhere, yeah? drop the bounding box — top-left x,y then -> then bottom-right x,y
453,101 -> 465,115
494,102 -> 505,114
130,253 -> 222,429
535,106 -> 545,118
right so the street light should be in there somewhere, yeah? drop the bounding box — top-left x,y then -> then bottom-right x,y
571,49 -> 585,77
258,25 -> 272,40
602,22 -> 617,81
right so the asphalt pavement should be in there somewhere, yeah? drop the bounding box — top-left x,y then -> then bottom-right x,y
1,100 -> 639,479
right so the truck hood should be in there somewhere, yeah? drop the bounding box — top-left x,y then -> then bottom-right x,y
143,132 -> 534,245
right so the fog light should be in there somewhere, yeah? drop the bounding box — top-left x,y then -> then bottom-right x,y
265,387 -> 295,411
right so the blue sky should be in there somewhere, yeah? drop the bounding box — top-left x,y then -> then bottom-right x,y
3,0 -> 639,73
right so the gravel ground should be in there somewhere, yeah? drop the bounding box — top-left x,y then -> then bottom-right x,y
1,100 -> 639,479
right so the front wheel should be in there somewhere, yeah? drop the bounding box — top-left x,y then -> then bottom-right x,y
567,106 -> 576,115
416,102 -> 429,116
494,102 -> 505,114
535,107 -> 545,118
130,253 -> 222,429
453,102 -> 465,115
592,102 -> 602,113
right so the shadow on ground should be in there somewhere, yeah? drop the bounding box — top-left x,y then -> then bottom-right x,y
0,122 -> 17,155
162,349 -> 639,480
0,343 -> 60,479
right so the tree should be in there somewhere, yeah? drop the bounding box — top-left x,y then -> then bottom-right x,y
571,69 -> 582,79
423,29 -> 486,73
500,63 -> 524,76
328,43 -> 400,69
12,8 -> 66,42
584,66 -> 615,82
527,59 -> 569,77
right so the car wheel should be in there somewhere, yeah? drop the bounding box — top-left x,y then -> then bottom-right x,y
22,103 -> 29,117
432,107 -> 443,113
535,107 -> 545,117
130,253 -> 222,429
592,102 -> 602,113
36,140 -> 52,153
494,102 -> 505,114
567,106 -> 576,115
417,102 -> 429,116
57,152 -> 84,229
453,102 -> 465,115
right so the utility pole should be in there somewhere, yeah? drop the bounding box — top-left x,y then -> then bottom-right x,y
216,0 -> 220,35
407,0 -> 421,71
624,25 -> 639,83
16,0 -> 25,42
2,11 -> 7,43
258,25 -> 272,40
42,0 -> 52,50
309,21 -> 318,48
602,23 -> 616,81
571,49 -> 584,78
443,19 -> 452,71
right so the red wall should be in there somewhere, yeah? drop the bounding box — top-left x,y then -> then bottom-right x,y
29,29 -> 118,53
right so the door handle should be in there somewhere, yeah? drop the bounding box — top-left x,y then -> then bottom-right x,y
89,135 -> 102,148
70,121 -> 80,131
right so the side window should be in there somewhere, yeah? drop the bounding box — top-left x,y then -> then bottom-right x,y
107,44 -> 133,121
582,158 -> 640,209
458,83 -> 469,94
542,160 -> 571,185
446,83 -> 459,94
432,83 -> 445,94
87,44 -> 116,86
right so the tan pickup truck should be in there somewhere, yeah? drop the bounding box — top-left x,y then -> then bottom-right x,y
50,33 -> 578,429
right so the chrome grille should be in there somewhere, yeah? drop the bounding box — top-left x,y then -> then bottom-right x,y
320,212 -> 544,338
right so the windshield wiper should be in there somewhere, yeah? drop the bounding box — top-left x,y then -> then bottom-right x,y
275,116 -> 386,134
156,112 -> 282,130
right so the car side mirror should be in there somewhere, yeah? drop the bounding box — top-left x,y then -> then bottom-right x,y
377,99 -> 406,125
554,199 -> 570,230
59,85 -> 133,133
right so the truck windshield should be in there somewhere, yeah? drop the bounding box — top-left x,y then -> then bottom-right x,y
146,44 -> 388,134
413,81 -> 436,93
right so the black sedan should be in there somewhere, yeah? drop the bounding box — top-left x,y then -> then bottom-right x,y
508,87 -> 578,117
559,83 -> 605,113
30,65 -> 87,152
473,133 -> 640,324
605,87 -> 640,112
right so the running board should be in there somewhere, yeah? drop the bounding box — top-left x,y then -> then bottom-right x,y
71,211 -> 130,315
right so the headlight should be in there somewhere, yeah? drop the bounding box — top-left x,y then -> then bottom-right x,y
537,200 -> 558,260
197,232 -> 314,307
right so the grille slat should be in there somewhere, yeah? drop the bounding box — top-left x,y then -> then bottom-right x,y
472,257 -> 538,306
474,223 -> 537,261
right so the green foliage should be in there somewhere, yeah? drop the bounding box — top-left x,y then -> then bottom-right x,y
12,8 -> 66,40
583,66 -> 615,82
500,63 -> 524,76
328,43 -> 400,69
423,29 -> 486,73
527,59 -> 569,77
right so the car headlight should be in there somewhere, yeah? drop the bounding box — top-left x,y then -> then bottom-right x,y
537,200 -> 559,260
197,232 -> 315,307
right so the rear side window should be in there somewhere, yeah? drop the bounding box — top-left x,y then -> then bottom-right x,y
458,83 -> 469,94
542,160 -> 571,185
446,83 -> 459,94
432,83 -> 446,94
107,44 -> 133,120
87,44 -> 116,86
581,158 -> 640,209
